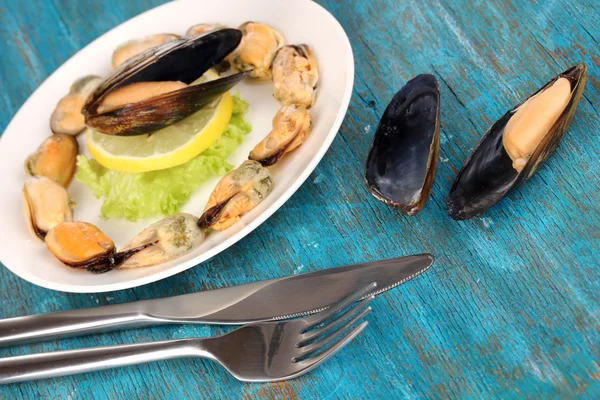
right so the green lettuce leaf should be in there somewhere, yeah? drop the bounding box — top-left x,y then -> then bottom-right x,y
76,94 -> 251,221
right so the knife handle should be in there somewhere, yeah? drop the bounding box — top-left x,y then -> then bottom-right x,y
0,301 -> 170,347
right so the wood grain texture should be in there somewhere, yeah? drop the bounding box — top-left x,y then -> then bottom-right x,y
1,0 -> 599,398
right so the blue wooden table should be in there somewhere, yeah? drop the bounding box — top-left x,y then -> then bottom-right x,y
1,0 -> 599,398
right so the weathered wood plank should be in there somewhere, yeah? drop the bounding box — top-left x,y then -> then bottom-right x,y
0,0 -> 599,398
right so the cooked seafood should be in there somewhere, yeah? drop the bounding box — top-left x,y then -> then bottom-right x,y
84,29 -> 247,136
447,63 -> 587,220
112,34 -> 180,70
96,81 -> 188,113
198,161 -> 273,230
272,45 -> 318,108
23,176 -> 73,240
119,213 -> 204,269
24,133 -> 78,187
185,23 -> 227,37
249,104 -> 312,165
232,22 -> 284,79
50,75 -> 103,135
365,74 -> 441,216
45,222 -> 153,274
23,25 -> 325,273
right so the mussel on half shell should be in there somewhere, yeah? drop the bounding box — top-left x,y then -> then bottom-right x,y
83,29 -> 248,136
446,63 -> 587,220
365,74 -> 441,216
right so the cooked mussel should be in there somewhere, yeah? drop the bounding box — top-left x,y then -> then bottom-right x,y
198,160 -> 273,230
112,34 -> 180,70
365,74 -> 441,216
272,45 -> 318,108
83,29 -> 247,136
45,222 -> 153,273
249,104 -> 312,166
119,213 -> 204,269
447,64 -> 587,220
50,75 -> 103,135
23,176 -> 73,240
232,22 -> 285,79
25,133 -> 78,187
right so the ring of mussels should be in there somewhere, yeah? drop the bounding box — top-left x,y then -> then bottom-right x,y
83,29 -> 248,136
365,74 -> 441,215
22,21 -> 322,274
446,64 -> 587,220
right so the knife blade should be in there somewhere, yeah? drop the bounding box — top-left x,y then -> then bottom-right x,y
0,254 -> 432,347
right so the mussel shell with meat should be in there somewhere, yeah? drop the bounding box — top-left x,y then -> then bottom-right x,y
365,74 -> 441,216
446,64 -> 587,220
83,29 -> 247,136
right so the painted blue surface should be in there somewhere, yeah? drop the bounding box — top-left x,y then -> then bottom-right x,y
1,0 -> 599,398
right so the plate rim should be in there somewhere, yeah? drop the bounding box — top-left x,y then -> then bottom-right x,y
0,0 -> 354,293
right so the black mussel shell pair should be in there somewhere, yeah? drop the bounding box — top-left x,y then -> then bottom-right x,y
84,29 -> 248,136
365,64 -> 587,219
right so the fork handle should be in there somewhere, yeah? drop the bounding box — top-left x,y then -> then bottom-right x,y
0,338 -> 211,384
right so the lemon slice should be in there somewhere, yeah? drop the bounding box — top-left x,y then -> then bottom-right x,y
87,70 -> 233,173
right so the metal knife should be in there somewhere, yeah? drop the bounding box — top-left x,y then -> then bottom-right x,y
0,254 -> 433,347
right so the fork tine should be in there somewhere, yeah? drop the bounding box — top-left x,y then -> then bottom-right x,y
297,305 -> 371,357
296,321 -> 368,370
301,297 -> 373,343
304,282 -> 376,328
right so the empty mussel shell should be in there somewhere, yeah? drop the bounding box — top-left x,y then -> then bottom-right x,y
365,74 -> 441,216
84,29 -> 246,136
446,63 -> 587,220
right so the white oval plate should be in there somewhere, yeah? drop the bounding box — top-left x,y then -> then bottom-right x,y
0,0 -> 353,293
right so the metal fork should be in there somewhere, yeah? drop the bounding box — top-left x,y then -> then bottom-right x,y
0,283 -> 375,384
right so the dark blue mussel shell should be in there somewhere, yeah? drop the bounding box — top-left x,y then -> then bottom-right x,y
84,29 -> 247,136
365,74 -> 441,215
